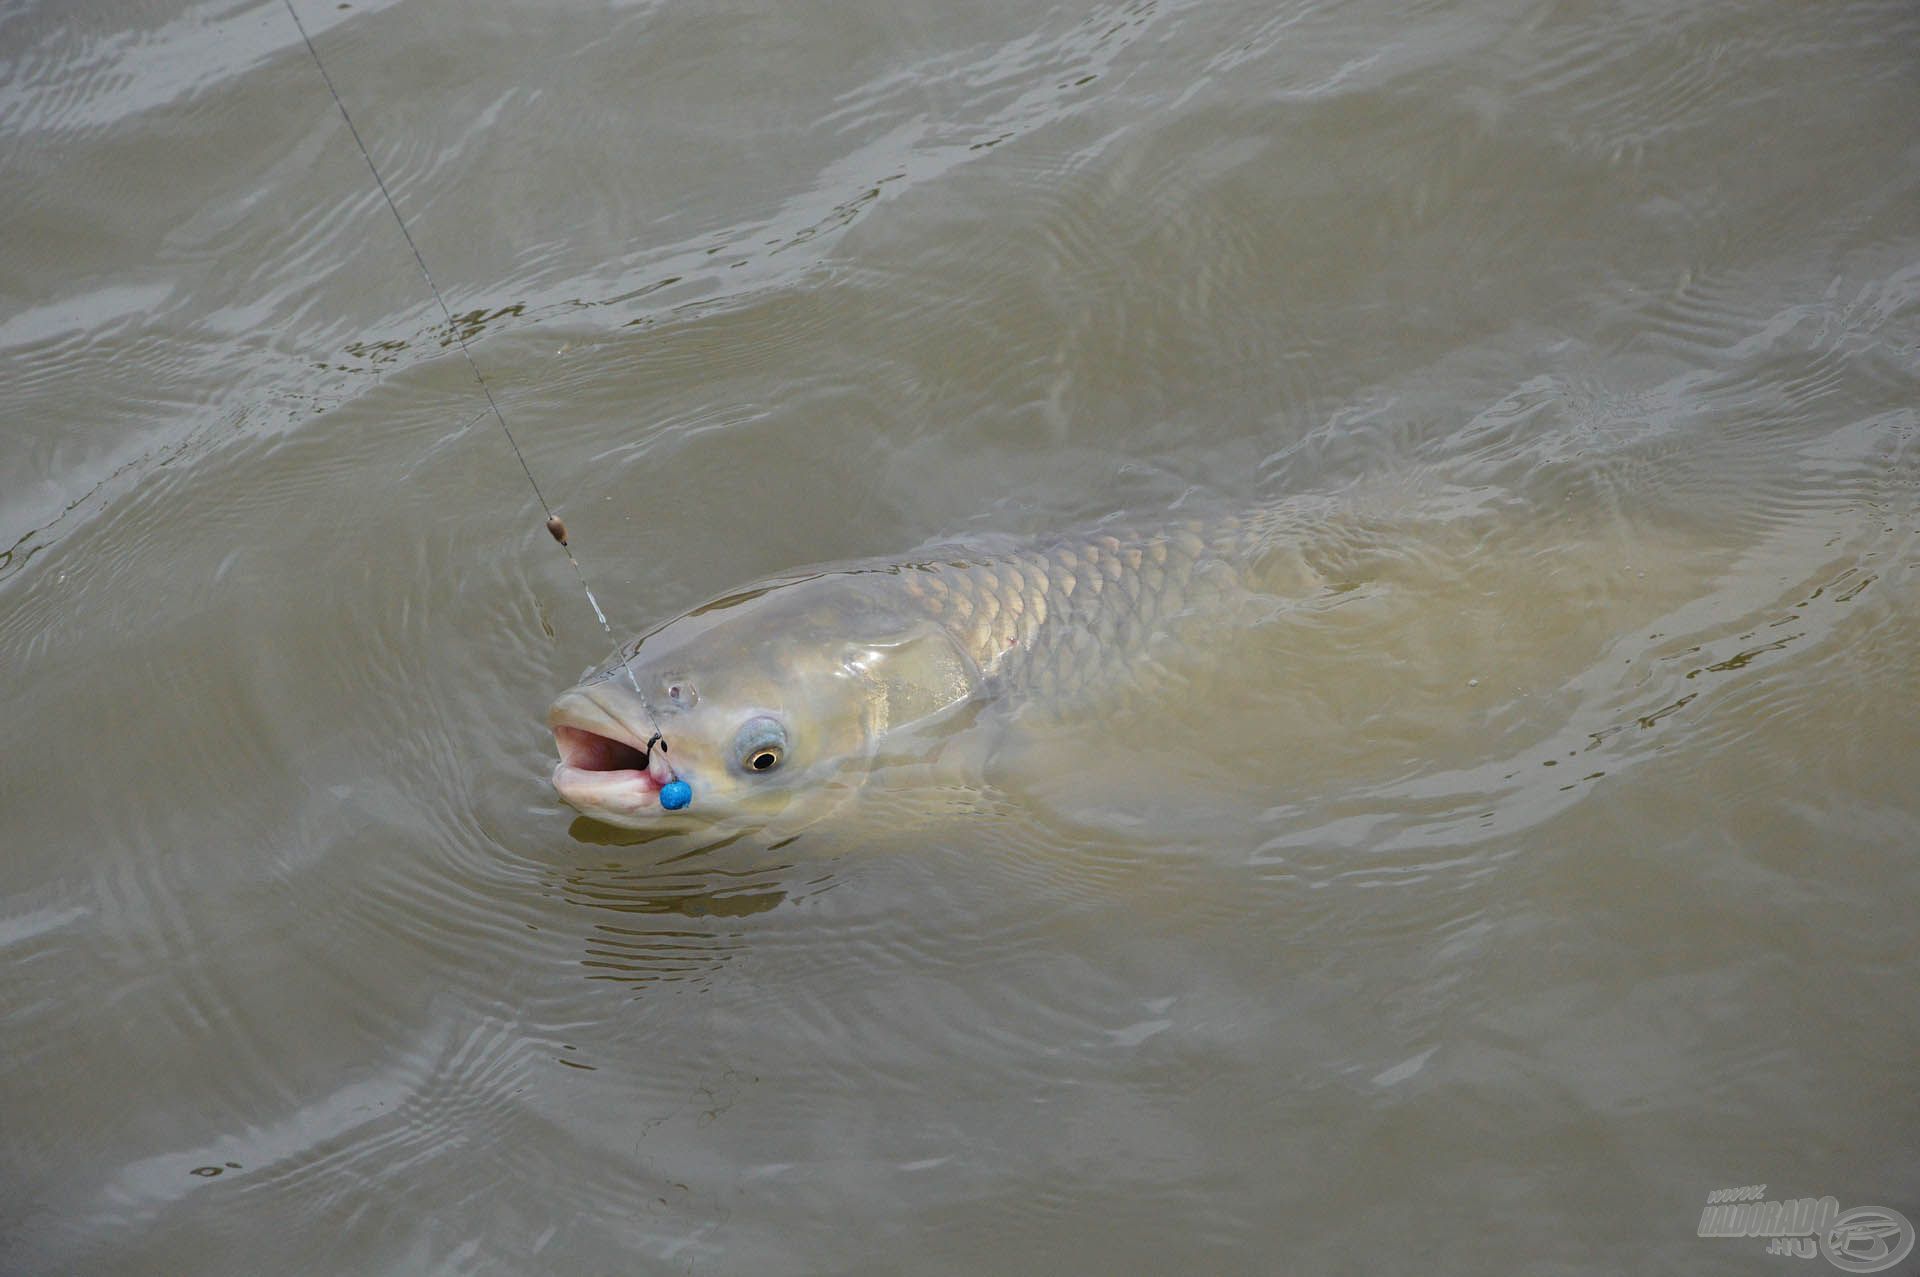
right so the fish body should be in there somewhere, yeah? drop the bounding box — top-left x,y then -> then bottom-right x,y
548,503 -> 1331,829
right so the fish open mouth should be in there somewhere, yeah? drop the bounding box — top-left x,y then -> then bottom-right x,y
548,689 -> 675,819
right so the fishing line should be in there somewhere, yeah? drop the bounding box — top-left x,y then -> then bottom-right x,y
280,0 -> 691,809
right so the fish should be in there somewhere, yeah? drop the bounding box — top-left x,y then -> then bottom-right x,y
547,500 -> 1345,830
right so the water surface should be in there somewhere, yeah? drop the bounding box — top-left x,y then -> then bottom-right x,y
3,0 -> 1918,1272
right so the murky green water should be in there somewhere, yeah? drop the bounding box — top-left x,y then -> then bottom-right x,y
4,0 -> 1918,1272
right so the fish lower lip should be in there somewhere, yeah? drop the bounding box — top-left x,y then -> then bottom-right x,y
552,761 -> 662,810
548,692 -> 676,817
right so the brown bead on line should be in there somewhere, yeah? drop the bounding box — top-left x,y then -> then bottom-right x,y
545,515 -> 568,546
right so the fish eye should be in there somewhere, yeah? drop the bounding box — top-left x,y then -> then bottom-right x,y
731,716 -> 788,776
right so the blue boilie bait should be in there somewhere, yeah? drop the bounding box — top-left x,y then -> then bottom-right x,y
658,779 -> 692,811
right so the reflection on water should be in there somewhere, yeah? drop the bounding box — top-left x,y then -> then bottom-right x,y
554,846 -> 796,989
2,0 -> 1917,1271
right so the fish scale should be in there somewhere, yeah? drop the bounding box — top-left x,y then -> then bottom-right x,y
895,507 -> 1329,710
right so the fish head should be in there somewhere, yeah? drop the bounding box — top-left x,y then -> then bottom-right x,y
548,571 -> 978,830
